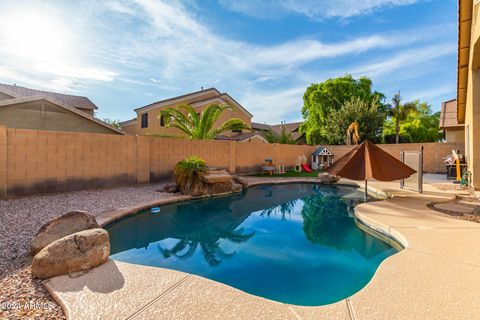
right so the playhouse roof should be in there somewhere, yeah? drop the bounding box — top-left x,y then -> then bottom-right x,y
313,146 -> 333,156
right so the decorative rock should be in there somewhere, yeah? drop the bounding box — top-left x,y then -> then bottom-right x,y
232,183 -> 243,193
202,172 -> 234,184
32,228 -> 110,279
160,184 -> 180,193
318,172 -> 340,184
233,175 -> 249,187
31,211 -> 100,255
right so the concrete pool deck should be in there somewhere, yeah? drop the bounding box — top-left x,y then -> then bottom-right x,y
44,178 -> 480,320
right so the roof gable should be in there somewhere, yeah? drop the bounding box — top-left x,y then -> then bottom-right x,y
0,83 -> 98,110
134,88 -> 253,119
313,147 -> 333,156
0,95 -> 124,134
134,88 -> 221,112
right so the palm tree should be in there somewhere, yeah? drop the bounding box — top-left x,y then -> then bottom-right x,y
158,227 -> 254,266
159,104 -> 251,140
388,91 -> 415,144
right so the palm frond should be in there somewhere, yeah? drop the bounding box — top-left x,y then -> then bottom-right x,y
209,118 -> 252,138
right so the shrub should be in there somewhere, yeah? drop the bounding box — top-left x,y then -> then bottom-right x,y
174,156 -> 208,195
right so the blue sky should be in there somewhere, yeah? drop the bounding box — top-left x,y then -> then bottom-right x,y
0,0 -> 457,124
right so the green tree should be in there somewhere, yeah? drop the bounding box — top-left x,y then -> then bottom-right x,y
383,100 -> 441,143
325,97 -> 385,145
159,104 -> 251,140
386,92 -> 416,144
263,125 -> 296,144
103,118 -> 121,129
300,75 -> 386,145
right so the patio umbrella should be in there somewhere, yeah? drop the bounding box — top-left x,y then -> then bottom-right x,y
325,140 -> 416,199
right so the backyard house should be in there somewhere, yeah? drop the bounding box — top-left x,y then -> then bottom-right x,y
120,88 -> 262,142
457,0 -> 480,189
0,83 -> 123,135
439,99 -> 464,142
311,146 -> 334,170
252,121 -> 306,144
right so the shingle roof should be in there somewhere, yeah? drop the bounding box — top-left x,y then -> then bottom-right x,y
251,122 -> 272,131
439,99 -> 463,129
215,132 -> 266,142
0,83 -> 98,110
252,121 -> 305,141
270,122 -> 304,141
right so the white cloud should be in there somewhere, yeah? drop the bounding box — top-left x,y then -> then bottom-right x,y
218,0 -> 420,19
350,43 -> 456,78
0,0 -> 454,123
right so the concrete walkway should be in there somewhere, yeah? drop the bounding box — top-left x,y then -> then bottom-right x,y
44,179 -> 480,320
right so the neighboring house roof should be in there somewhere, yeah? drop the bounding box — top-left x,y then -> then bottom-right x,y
252,121 -> 305,142
215,132 -> 267,143
457,0 -> 473,124
271,122 -> 304,141
440,99 -> 464,129
312,146 -> 333,156
119,118 -> 137,127
0,95 -> 124,135
0,83 -> 98,110
251,122 -> 272,131
134,88 -> 253,118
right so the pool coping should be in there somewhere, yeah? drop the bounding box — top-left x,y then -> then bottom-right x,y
44,178 -> 480,320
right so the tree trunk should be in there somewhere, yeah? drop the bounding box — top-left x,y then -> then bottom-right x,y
395,118 -> 400,144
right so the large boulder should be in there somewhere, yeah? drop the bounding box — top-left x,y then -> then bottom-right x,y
232,175 -> 249,188
31,211 -> 100,255
318,172 -> 340,184
32,228 -> 110,279
201,171 -> 234,184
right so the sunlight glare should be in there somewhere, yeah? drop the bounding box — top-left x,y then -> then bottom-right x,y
0,9 -> 71,63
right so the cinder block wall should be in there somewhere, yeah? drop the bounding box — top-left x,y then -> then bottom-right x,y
0,126 -> 464,199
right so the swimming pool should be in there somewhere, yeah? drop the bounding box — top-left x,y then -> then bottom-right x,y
106,183 -> 399,306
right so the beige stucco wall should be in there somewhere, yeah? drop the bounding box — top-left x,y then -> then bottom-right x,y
0,91 -> 13,101
0,100 -> 120,135
121,122 -> 142,135
464,1 -> 480,189
445,128 -> 465,143
0,125 -> 463,199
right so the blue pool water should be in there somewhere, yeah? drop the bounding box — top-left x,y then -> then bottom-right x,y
106,183 -> 398,306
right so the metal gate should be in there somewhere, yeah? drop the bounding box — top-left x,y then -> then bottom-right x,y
400,147 -> 423,193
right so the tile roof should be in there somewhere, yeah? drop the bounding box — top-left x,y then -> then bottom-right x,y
134,88 -> 220,111
439,99 -> 464,129
0,83 -> 98,110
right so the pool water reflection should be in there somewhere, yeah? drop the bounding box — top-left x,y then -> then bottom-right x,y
106,184 -> 398,306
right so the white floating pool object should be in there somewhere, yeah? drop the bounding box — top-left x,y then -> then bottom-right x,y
151,207 -> 160,214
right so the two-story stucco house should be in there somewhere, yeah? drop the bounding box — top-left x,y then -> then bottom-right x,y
120,88 -> 267,142
457,0 -> 480,189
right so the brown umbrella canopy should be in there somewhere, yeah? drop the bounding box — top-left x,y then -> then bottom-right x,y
326,140 -> 416,181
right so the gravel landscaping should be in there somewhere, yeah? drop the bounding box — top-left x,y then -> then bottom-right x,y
0,182 -> 170,319
430,183 -> 480,223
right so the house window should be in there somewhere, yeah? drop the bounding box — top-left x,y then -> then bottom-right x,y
160,116 -> 165,127
141,113 -> 148,128
232,129 -> 242,133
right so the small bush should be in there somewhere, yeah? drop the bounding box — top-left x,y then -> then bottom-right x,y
174,156 -> 208,195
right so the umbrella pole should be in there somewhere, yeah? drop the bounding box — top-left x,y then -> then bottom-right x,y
364,180 -> 368,201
